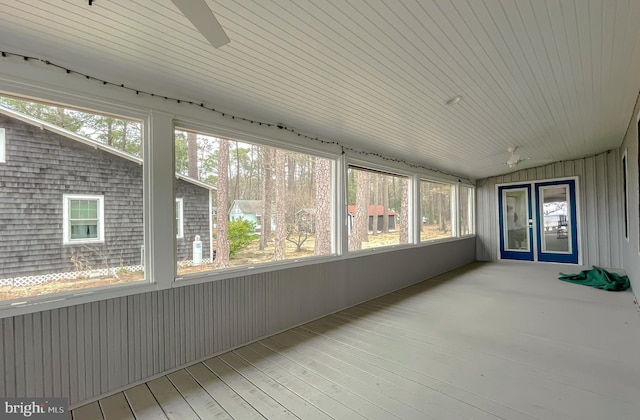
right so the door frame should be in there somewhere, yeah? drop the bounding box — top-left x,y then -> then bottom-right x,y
495,176 -> 582,265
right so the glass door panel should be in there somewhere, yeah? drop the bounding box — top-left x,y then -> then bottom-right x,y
539,185 -> 570,253
535,180 -> 578,264
498,184 -> 534,261
505,189 -> 529,252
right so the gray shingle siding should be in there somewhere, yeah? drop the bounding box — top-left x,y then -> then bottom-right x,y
176,181 -> 211,262
0,115 -> 211,278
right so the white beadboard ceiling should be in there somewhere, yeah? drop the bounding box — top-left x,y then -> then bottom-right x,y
1,0 -> 640,180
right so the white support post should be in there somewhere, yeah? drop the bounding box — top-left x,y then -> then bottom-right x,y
145,110 -> 176,286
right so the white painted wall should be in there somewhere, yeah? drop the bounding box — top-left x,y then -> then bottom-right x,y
0,238 -> 476,406
619,93 -> 640,296
476,152 -> 622,269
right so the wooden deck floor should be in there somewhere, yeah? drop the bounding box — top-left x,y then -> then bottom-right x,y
72,261 -> 640,420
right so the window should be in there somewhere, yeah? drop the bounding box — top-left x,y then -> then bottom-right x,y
347,166 -> 411,251
0,127 -> 5,163
459,185 -> 475,236
0,96 -> 145,302
420,180 -> 454,241
175,128 -> 335,276
63,195 -> 104,243
623,150 -> 629,240
176,198 -> 184,238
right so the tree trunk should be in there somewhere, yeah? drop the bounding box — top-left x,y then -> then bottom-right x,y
213,138 -> 230,268
55,107 -> 65,128
106,119 -> 113,146
372,174 -> 379,235
314,157 -> 331,255
382,177 -> 390,232
235,141 -> 241,201
187,132 -> 198,180
259,146 -> 273,250
400,178 -> 409,243
121,121 -> 128,152
349,170 -> 370,250
287,155 -> 296,194
273,149 -> 286,260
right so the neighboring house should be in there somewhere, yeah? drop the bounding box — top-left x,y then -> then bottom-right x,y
228,199 -> 275,232
0,107 -> 214,279
347,205 -> 397,233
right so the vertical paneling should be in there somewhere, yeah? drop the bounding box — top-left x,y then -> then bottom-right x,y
0,238 -> 474,407
3,318 -> 15,397
42,312 -> 52,396
606,151 -> 621,265
98,301 -> 108,395
0,318 -> 5,398
24,314 -> 37,396
476,151 -> 621,267
619,92 -> 640,295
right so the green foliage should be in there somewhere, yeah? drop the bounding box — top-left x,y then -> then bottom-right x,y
228,218 -> 258,257
0,96 -> 142,157
174,131 -> 189,175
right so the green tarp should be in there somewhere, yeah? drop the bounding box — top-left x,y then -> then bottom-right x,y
558,266 -> 630,291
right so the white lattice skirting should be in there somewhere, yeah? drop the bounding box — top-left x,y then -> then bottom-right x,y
0,265 -> 145,287
1,258 -> 215,287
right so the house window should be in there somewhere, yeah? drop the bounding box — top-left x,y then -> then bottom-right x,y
175,128 -> 335,276
420,180 -> 454,241
0,127 -> 5,163
347,166 -> 411,251
176,198 -> 184,239
63,195 -> 104,243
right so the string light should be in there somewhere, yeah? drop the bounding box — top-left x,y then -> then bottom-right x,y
0,50 -> 471,183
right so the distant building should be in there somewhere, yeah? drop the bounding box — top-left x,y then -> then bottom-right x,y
228,199 -> 275,233
347,205 -> 397,233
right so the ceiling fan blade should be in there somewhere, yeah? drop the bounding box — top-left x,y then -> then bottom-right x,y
170,0 -> 230,48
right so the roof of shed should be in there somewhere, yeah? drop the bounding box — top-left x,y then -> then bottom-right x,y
347,205 -> 397,216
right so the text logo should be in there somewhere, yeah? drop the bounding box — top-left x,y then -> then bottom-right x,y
0,399 -> 68,420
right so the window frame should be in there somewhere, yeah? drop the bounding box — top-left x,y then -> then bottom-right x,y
0,78 -> 474,315
62,194 -> 105,245
176,197 -> 184,239
0,85 -> 152,315
622,149 -> 629,241
458,184 -> 476,237
418,178 -> 456,243
173,122 -> 341,280
0,127 -> 5,163
346,159 -> 415,252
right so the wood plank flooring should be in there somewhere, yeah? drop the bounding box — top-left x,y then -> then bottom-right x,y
72,261 -> 640,419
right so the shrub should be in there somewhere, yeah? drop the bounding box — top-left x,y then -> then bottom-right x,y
228,218 -> 258,256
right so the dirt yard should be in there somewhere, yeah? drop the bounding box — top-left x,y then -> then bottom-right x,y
0,270 -> 144,301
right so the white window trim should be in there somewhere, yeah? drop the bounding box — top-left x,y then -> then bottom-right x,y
458,184 -> 476,236
622,149 -> 629,241
345,162 -> 415,251
63,194 -> 105,244
176,197 -> 184,239
0,127 -> 5,163
0,79 -> 473,316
